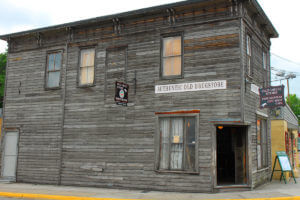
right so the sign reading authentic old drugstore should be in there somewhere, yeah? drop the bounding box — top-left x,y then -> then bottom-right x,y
259,85 -> 285,108
155,80 -> 226,94
115,81 -> 129,106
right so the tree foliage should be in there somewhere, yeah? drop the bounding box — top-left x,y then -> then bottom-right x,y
286,94 -> 300,124
0,51 -> 6,108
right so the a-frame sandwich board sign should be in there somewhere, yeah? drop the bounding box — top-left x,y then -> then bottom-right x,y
270,151 -> 296,184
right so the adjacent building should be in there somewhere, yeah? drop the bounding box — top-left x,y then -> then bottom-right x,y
0,0 -> 278,192
271,104 -> 299,178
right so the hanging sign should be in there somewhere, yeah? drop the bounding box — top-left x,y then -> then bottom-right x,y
155,80 -> 226,94
259,85 -> 285,108
115,81 -> 129,106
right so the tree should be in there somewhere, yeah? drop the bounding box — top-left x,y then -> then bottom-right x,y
286,94 -> 300,124
0,51 -> 6,108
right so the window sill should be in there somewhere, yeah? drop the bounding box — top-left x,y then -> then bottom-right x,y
45,86 -> 61,91
155,170 -> 199,175
255,167 -> 269,173
77,84 -> 96,88
160,75 -> 183,80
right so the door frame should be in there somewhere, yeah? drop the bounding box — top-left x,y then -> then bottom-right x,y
212,123 -> 250,189
1,128 -> 20,181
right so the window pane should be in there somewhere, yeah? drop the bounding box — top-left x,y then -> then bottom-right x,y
247,36 -> 251,56
173,37 -> 181,56
163,57 -> 172,76
87,66 -> 94,84
160,118 -> 170,170
55,53 -> 62,70
257,119 -> 261,145
185,117 -> 195,171
80,67 -> 88,85
170,118 -> 183,170
261,120 -> 268,167
81,52 -> 88,67
173,56 -> 181,75
81,49 -> 95,67
89,50 -> 95,66
48,54 -> 55,71
247,56 -> 251,75
163,37 -> 173,57
257,145 -> 262,169
163,36 -> 181,57
47,71 -> 60,87
257,118 -> 262,169
163,57 -> 181,76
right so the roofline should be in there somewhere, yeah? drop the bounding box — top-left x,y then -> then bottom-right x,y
0,0 -> 197,40
0,0 -> 278,40
285,103 -> 299,124
250,0 -> 278,38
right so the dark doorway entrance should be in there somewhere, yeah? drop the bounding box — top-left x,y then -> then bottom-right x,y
217,126 -> 247,185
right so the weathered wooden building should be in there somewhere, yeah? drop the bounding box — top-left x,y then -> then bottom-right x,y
0,0 -> 278,192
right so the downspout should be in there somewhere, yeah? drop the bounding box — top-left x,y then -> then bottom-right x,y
58,28 -> 71,185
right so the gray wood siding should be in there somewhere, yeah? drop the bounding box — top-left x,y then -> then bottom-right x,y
58,19 -> 241,192
3,47 -> 66,184
241,3 -> 272,188
1,0 -> 274,192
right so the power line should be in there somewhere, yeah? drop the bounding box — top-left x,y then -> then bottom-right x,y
271,52 -> 300,67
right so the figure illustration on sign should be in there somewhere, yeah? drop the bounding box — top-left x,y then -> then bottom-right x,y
261,103 -> 267,108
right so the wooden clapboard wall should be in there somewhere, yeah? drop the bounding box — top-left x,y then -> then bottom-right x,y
1,0 -> 273,192
241,4 -> 272,188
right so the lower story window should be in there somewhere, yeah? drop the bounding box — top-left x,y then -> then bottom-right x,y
257,118 -> 268,169
159,117 -> 196,171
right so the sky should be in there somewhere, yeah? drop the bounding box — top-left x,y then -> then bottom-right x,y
0,0 -> 299,96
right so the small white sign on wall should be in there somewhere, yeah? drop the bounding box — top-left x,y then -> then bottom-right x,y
155,80 -> 227,94
251,84 -> 260,95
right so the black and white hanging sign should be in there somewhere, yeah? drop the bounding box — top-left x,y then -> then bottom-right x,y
115,81 -> 129,106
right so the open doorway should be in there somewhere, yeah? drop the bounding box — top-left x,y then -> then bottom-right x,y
217,126 -> 247,185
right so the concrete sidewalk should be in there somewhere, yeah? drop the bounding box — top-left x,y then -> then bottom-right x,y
0,178 -> 299,200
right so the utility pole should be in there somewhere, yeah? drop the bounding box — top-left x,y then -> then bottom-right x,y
272,68 -> 296,105
285,73 -> 296,105
287,78 -> 290,104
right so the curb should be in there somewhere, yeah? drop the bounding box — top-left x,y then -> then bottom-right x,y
0,192 -> 142,200
0,192 -> 300,200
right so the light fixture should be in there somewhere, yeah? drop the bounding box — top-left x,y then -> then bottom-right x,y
217,126 -> 223,130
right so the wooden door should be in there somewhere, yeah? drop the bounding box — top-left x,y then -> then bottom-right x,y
234,128 -> 247,184
1,131 -> 19,181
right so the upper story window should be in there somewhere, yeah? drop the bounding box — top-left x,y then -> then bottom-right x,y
263,51 -> 267,70
79,48 -> 95,86
158,116 -> 196,172
46,52 -> 62,88
262,51 -> 268,86
246,35 -> 252,76
161,35 -> 182,78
